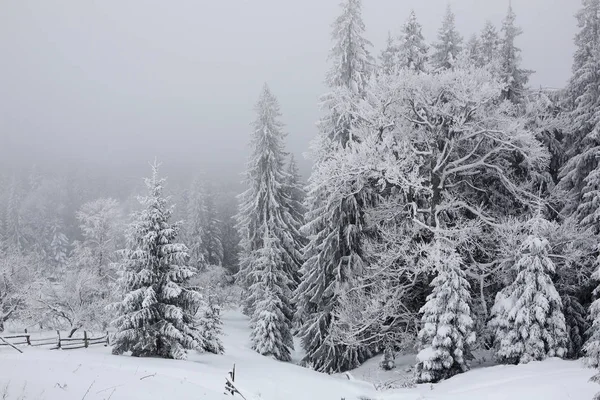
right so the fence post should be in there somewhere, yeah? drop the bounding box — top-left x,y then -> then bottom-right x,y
56,330 -> 61,349
84,331 -> 88,348
224,363 -> 236,395
24,329 -> 30,346
105,331 -> 110,346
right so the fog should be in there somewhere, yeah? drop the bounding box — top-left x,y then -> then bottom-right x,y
1,0 -> 578,183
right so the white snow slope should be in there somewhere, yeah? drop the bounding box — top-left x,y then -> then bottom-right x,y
0,310 -> 596,400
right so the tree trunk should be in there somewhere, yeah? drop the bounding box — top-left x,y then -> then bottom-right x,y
68,327 -> 78,338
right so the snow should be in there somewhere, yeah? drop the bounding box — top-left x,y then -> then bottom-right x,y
0,310 -> 597,400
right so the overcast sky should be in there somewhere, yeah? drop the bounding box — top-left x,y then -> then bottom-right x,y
0,0 -> 579,182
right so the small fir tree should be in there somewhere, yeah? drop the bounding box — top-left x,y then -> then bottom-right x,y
491,233 -> 568,364
499,4 -> 532,103
431,5 -> 463,71
249,233 -> 294,361
111,162 -> 212,360
198,296 -> 225,355
415,241 -> 475,383
397,10 -> 429,73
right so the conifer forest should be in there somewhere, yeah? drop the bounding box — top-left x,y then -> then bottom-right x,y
1,1 -> 599,399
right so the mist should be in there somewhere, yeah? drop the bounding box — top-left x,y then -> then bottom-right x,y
1,0 -> 577,183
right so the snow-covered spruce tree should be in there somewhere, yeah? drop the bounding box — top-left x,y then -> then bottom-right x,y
499,4 -> 532,104
379,32 -> 399,76
284,154 -> 306,229
397,10 -> 429,73
236,84 -> 303,316
585,250 -> 600,368
249,232 -> 294,361
185,178 -> 207,270
480,20 -> 501,67
295,0 -> 376,373
431,5 -> 463,71
111,162 -> 210,360
490,231 -> 568,364
466,34 -> 482,66
415,240 -> 475,384
202,186 -> 224,266
560,0 -> 600,225
326,0 -> 373,103
197,295 -> 225,355
563,293 -> 588,359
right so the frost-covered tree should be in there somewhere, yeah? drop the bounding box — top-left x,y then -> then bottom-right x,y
559,0 -> 600,224
197,296 -> 224,355
33,267 -> 107,336
480,20 -> 501,67
585,250 -> 600,368
111,163 -> 209,360
220,196 -> 241,276
185,179 -> 207,270
379,32 -> 399,76
490,232 -> 568,364
0,252 -> 37,332
499,4 -> 532,103
306,55 -> 548,367
415,240 -> 475,383
326,0 -> 373,102
249,233 -> 294,361
4,175 -> 25,253
71,198 -> 122,278
397,10 -> 429,73
236,84 -> 303,315
466,34 -> 482,66
50,224 -> 69,272
296,0 -> 376,373
563,293 -> 588,359
202,187 -> 224,266
431,5 -> 463,71
284,155 -> 305,230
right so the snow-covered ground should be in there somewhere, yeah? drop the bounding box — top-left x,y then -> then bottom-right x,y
0,310 -> 596,400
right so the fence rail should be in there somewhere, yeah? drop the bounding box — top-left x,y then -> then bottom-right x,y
0,329 -> 109,351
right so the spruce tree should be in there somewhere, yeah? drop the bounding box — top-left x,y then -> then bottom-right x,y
560,0 -> 600,224
326,0 -> 373,102
111,163 -> 211,360
431,5 -> 463,71
490,234 -> 568,364
415,241 -> 475,383
198,296 -> 225,355
50,224 -> 69,272
284,155 -> 306,229
397,10 -> 429,73
379,32 -> 399,76
563,294 -> 588,359
585,251 -> 600,368
236,84 -> 303,317
202,187 -> 224,266
295,0 -> 375,373
480,20 -> 501,67
185,178 -> 207,270
499,4 -> 532,103
249,232 -> 294,361
466,34 -> 482,66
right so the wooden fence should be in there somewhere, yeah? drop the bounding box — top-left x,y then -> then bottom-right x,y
0,329 -> 109,351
